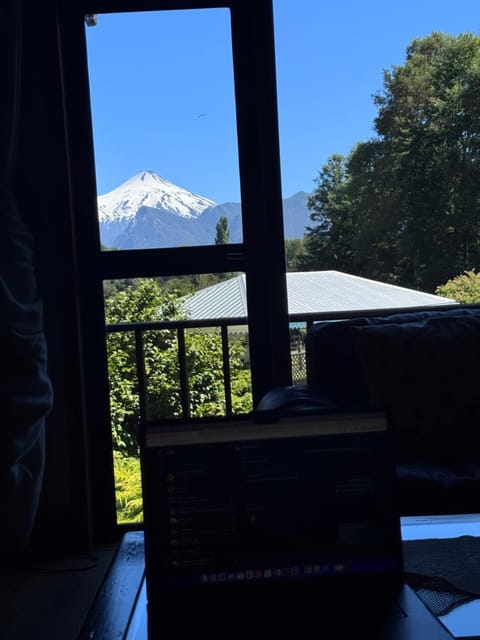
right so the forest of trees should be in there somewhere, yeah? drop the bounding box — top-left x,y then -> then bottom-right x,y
298,32 -> 480,294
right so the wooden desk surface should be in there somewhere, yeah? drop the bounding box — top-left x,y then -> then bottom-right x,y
80,531 -> 456,640
79,531 -> 145,640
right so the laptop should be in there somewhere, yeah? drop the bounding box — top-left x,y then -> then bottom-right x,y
140,410 -> 453,639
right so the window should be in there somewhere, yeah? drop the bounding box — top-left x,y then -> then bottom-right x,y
85,8 -> 243,251
59,0 -> 480,534
59,0 -> 291,535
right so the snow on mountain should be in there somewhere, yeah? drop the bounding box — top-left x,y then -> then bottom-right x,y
98,170 -> 311,249
97,170 -> 216,223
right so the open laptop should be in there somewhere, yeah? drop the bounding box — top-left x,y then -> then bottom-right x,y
140,411 -> 453,638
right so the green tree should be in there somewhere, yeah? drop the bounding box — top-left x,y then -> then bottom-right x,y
105,279 -> 252,454
436,270 -> 480,303
105,279 -> 182,453
373,32 -> 480,290
215,215 -> 230,245
285,238 -> 307,271
303,32 -> 480,292
298,154 -> 356,272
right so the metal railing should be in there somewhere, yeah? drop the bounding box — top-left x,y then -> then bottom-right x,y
106,303 -> 462,424
106,316 -> 249,423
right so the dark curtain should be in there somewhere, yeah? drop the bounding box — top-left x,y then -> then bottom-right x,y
0,0 -> 53,562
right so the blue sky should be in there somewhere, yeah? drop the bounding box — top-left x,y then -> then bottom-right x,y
85,0 -> 480,203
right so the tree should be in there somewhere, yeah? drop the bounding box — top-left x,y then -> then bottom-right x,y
104,279 -> 252,454
299,154 -> 356,272
215,215 -> 230,245
436,270 -> 480,303
373,32 -> 480,290
285,238 -> 307,271
303,32 -> 480,292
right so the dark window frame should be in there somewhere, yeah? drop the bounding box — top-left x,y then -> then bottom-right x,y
57,0 -> 292,542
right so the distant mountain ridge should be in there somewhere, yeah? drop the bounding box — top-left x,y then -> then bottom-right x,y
98,170 -> 311,249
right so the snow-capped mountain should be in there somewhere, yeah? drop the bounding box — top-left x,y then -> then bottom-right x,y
98,170 -> 216,222
98,170 -> 311,249
98,170 -> 217,248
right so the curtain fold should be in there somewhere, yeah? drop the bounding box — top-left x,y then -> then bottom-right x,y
0,0 -> 54,561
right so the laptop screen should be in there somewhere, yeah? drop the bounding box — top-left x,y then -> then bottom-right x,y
141,412 -> 403,598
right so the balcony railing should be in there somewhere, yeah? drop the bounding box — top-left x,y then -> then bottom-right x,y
106,303 -> 459,425
106,316 -> 249,424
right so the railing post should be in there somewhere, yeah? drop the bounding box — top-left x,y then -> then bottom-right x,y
134,329 -> 148,423
177,327 -> 190,419
221,325 -> 233,416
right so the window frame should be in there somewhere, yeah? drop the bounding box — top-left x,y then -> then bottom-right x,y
58,0 -> 292,541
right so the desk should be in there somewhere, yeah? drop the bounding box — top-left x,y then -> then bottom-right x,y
124,580 -> 147,640
123,580 -> 455,640
81,519 -> 480,639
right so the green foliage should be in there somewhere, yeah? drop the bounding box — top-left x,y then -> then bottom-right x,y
103,277 -> 139,299
105,279 -> 252,455
436,270 -> 480,303
302,32 -> 480,292
105,278 -> 181,324
285,238 -> 307,271
299,154 -> 356,272
160,273 -> 233,296
215,215 -> 230,245
113,452 -> 143,523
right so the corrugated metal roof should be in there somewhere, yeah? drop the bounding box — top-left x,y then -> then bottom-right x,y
180,275 -> 248,319
180,271 -> 454,319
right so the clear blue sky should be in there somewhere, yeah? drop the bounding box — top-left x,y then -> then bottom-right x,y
85,0 -> 480,203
